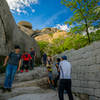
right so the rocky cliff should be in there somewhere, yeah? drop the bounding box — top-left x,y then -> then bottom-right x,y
0,0 -> 40,57
33,28 -> 68,42
17,22 -> 68,43
18,21 -> 34,36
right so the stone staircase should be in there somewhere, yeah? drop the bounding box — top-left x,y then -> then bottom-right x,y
0,67 -> 80,100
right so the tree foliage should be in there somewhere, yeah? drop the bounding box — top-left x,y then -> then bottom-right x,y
37,30 -> 100,56
61,0 -> 100,43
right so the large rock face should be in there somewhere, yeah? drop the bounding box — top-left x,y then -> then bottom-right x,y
0,0 -> 40,57
33,28 -> 67,42
18,21 -> 34,36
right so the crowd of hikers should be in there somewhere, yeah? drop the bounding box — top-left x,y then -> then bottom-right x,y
2,45 -> 74,100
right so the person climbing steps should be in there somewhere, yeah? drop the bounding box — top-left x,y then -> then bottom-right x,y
46,61 -> 55,89
54,58 -> 61,88
30,48 -> 36,70
2,45 -> 21,93
21,51 -> 32,72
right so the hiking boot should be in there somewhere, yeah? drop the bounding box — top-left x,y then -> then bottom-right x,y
25,70 -> 28,72
7,88 -> 12,92
2,88 -> 7,93
21,70 -> 23,73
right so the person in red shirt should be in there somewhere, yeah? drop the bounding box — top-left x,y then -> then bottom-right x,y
21,51 -> 32,72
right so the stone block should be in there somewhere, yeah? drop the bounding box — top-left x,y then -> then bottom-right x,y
87,64 -> 100,73
89,96 -> 99,100
88,72 -> 100,81
96,55 -> 100,64
71,73 -> 78,80
95,89 -> 100,97
80,81 -> 88,88
88,81 -> 100,89
82,88 -> 94,95
72,87 -> 82,93
72,80 -> 80,87
93,49 -> 100,56
93,41 -> 100,49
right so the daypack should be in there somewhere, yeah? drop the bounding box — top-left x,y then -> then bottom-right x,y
22,53 -> 32,61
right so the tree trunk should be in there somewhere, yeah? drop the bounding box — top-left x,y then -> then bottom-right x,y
86,27 -> 91,44
85,21 -> 91,44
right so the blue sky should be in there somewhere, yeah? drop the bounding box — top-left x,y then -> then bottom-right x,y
6,0 -> 73,30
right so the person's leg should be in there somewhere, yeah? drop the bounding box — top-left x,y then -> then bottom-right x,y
48,78 -> 51,85
4,64 -> 12,89
50,73 -> 54,86
25,61 -> 29,72
54,74 -> 59,87
30,60 -> 32,70
58,80 -> 64,100
44,60 -> 46,66
21,61 -> 24,72
9,65 -> 17,89
51,76 -> 54,85
65,79 -> 74,100
32,58 -> 34,69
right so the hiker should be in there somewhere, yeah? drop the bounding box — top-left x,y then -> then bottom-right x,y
54,58 -> 61,88
30,48 -> 36,69
21,51 -> 32,72
46,61 -> 54,89
47,56 -> 53,65
42,53 -> 47,66
58,56 -> 74,100
3,45 -> 21,92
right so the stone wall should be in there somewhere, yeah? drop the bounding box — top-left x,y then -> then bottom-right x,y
0,0 -> 40,57
56,41 -> 100,100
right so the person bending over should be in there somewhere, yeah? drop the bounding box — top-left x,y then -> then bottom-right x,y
21,51 -> 32,72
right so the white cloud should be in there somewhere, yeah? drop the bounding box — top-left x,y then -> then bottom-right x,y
55,24 -> 71,31
32,9 -> 35,13
42,10 -> 67,28
6,0 -> 38,14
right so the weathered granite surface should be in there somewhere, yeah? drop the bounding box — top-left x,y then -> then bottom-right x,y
0,0 -> 40,57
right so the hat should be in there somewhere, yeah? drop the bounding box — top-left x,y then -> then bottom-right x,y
61,56 -> 67,60
14,45 -> 21,49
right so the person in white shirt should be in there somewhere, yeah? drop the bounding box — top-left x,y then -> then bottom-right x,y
58,56 -> 73,100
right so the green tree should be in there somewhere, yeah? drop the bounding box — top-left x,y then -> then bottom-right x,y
61,0 -> 100,43
37,41 -> 49,55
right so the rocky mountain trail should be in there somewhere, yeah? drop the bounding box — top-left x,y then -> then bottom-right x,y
0,78 -> 49,100
0,66 -> 81,100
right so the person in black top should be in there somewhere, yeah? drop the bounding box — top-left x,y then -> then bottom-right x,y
54,58 -> 61,88
30,48 -> 36,69
47,56 -> 53,65
3,45 -> 22,92
42,53 -> 47,66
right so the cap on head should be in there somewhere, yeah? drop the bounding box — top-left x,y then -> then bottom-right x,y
57,58 -> 61,62
61,56 -> 67,60
14,45 -> 20,49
